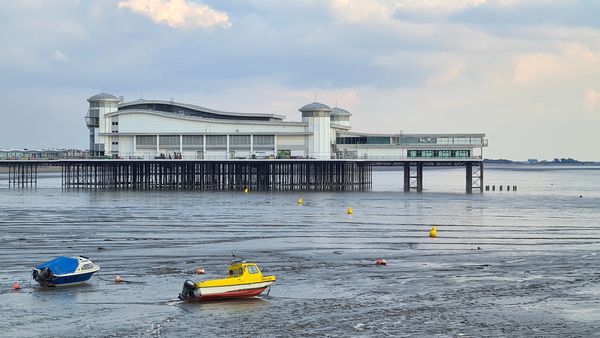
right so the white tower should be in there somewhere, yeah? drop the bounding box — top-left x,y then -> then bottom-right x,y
85,93 -> 120,156
300,102 -> 332,159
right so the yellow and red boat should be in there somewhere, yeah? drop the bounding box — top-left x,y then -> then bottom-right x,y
178,260 -> 276,301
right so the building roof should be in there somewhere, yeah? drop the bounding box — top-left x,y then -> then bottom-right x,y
299,102 -> 332,112
331,107 -> 352,116
118,99 -> 286,122
87,93 -> 120,102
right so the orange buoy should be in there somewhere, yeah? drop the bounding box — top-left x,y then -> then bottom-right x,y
114,275 -> 122,283
11,282 -> 21,290
195,268 -> 206,274
375,258 -> 387,266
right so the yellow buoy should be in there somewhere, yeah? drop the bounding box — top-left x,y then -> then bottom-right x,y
297,197 -> 303,205
244,187 -> 248,193
429,226 -> 437,238
347,207 -> 353,214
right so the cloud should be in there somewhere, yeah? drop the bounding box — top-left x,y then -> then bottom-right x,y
583,89 -> 600,111
117,0 -> 231,29
513,43 -> 600,85
329,0 -> 488,22
51,50 -> 71,63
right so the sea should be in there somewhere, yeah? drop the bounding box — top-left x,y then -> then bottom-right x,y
0,165 -> 599,337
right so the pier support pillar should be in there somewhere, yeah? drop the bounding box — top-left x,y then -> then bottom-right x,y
403,163 -> 410,192
406,162 -> 423,192
416,163 -> 423,192
466,163 -> 473,193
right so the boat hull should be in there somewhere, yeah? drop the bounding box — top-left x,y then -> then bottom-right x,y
32,269 -> 98,287
52,271 -> 97,286
186,281 -> 273,301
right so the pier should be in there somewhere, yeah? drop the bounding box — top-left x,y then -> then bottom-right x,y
0,159 -> 483,192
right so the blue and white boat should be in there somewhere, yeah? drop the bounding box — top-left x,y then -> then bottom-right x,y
32,256 -> 100,286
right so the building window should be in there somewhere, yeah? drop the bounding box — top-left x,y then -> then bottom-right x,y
182,135 -> 203,146
112,121 -> 119,126
454,150 -> 470,157
111,141 -> 119,145
159,135 -> 180,146
136,135 -> 157,146
206,135 -> 227,146
230,135 -> 251,146
90,102 -> 100,108
367,137 -> 390,145
253,135 -> 274,145
438,150 -> 451,157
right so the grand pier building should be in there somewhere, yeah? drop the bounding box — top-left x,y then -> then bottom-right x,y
85,93 -> 487,160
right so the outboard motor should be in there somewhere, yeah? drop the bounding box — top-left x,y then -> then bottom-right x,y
32,267 -> 55,287
179,280 -> 198,301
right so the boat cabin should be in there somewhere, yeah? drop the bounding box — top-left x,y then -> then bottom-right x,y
228,261 -> 262,278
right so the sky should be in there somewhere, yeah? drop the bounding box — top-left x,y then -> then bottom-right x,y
0,0 -> 599,160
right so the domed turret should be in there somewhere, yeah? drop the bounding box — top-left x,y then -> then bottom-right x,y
87,93 -> 120,102
330,107 -> 352,128
299,102 -> 332,115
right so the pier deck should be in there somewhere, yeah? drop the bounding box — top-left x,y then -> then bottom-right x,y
0,158 -> 483,192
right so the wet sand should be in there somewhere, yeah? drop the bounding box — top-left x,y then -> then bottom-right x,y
1,169 -> 599,337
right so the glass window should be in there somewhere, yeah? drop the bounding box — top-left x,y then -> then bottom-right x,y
438,150 -> 451,157
159,135 -> 180,146
248,265 -> 259,274
367,137 -> 391,144
82,263 -> 93,270
206,135 -> 227,146
183,135 -> 203,146
230,135 -> 251,145
137,135 -> 157,146
254,135 -> 274,145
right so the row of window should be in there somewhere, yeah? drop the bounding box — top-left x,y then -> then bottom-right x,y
336,136 -> 483,145
135,135 -> 276,147
336,136 -> 391,145
89,102 -> 114,108
407,150 -> 471,158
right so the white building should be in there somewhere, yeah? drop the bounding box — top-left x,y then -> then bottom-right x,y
85,93 -> 487,160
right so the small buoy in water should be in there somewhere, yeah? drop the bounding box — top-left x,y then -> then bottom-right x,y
429,226 -> 437,238
114,275 -> 122,283
11,282 -> 21,290
195,268 -> 206,274
244,187 -> 248,193
347,207 -> 353,214
297,197 -> 303,205
375,258 -> 387,266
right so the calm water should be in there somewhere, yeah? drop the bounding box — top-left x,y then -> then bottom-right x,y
1,165 -> 599,337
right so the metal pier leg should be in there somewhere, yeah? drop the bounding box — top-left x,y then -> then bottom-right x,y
417,163 -> 423,192
403,163 -> 410,192
466,163 -> 473,194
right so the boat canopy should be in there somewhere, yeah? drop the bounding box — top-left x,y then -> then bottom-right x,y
35,256 -> 79,275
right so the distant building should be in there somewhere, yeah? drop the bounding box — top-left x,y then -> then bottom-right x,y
0,148 -> 87,160
85,93 -> 488,160
527,159 -> 539,164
